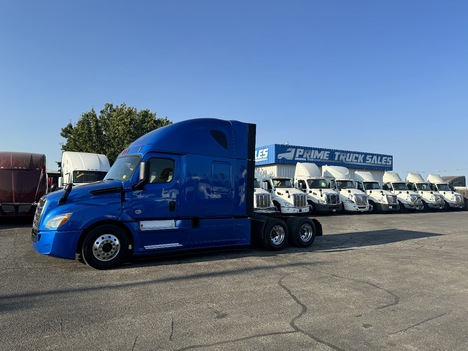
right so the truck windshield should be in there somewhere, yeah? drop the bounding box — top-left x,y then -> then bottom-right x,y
437,183 -> 451,191
365,182 -> 381,190
308,179 -> 328,189
73,171 -> 107,183
272,179 -> 292,188
416,183 -> 431,191
392,182 -> 408,191
336,180 -> 354,189
104,155 -> 141,181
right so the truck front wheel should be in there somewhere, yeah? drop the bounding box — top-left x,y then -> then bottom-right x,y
262,218 -> 288,250
287,217 -> 316,247
81,225 -> 129,270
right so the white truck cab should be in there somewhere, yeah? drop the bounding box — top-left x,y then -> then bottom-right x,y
382,171 -> 424,211
354,171 -> 399,213
261,177 -> 309,214
406,172 -> 445,210
427,174 -> 465,210
294,162 -> 341,214
253,178 -> 277,213
322,166 -> 370,213
60,151 -> 111,188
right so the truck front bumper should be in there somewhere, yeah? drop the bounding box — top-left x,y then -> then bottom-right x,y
375,203 -> 400,212
315,203 -> 341,213
280,206 -> 309,214
32,228 -> 82,260
446,201 -> 465,209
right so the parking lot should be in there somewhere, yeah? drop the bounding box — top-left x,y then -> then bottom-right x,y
1,211 -> 468,351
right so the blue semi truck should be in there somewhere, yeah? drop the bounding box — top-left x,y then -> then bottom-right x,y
32,118 -> 322,269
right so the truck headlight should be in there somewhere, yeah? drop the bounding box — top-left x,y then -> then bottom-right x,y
45,213 -> 73,229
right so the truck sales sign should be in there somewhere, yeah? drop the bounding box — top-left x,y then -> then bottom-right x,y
255,144 -> 393,171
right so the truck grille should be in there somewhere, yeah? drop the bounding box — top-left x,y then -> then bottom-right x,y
255,193 -> 272,209
409,194 -> 421,205
434,194 -> 445,205
292,193 -> 307,208
32,197 -> 46,232
455,194 -> 464,205
326,193 -> 340,205
386,194 -> 398,205
354,194 -> 368,206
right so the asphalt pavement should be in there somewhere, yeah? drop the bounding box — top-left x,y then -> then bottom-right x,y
1,211 -> 467,351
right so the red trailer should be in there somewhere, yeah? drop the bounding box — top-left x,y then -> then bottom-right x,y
0,152 -> 48,217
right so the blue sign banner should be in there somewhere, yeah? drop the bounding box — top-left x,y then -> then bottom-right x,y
255,144 -> 393,171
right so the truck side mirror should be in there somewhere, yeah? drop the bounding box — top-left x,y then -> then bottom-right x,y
139,162 -> 148,181
133,162 -> 149,190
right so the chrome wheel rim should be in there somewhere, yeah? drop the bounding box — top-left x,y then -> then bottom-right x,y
92,234 -> 120,262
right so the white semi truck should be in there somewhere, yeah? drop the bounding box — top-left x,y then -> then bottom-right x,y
354,171 -> 399,213
382,171 -> 424,212
294,162 -> 341,214
406,172 -> 445,211
261,177 -> 309,214
60,151 -> 111,187
322,165 -> 370,213
427,174 -> 465,210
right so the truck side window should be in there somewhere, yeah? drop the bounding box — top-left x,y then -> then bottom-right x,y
148,158 -> 174,184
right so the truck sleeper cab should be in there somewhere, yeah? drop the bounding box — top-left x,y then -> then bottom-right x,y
32,119 -> 322,269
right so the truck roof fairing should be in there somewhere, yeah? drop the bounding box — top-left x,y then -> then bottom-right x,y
125,118 -> 255,160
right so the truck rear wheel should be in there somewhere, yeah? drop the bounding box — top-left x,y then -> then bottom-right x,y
81,225 -> 129,270
262,218 -> 288,250
287,217 -> 316,247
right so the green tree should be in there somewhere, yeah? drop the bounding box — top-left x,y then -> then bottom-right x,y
60,103 -> 171,164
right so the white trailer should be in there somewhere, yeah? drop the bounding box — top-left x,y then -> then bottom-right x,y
354,171 -> 399,213
427,174 -> 465,210
406,172 -> 445,210
261,177 -> 309,214
322,165 -> 370,212
60,151 -> 111,187
294,162 -> 341,214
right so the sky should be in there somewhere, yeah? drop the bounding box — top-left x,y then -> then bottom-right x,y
1,0 -> 467,180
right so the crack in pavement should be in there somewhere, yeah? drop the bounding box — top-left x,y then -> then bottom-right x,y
278,273 -> 346,351
312,269 -> 400,310
389,312 -> 448,335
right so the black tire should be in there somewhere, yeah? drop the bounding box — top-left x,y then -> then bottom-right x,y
423,200 -> 430,211
287,217 -> 316,247
81,224 -> 129,270
262,218 -> 288,251
307,201 -> 315,214
444,201 -> 450,211
398,201 -> 407,213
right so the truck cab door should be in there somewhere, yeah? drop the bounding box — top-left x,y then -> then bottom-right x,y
123,154 -> 186,254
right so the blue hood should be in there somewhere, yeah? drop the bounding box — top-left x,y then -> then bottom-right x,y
45,180 -> 123,205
